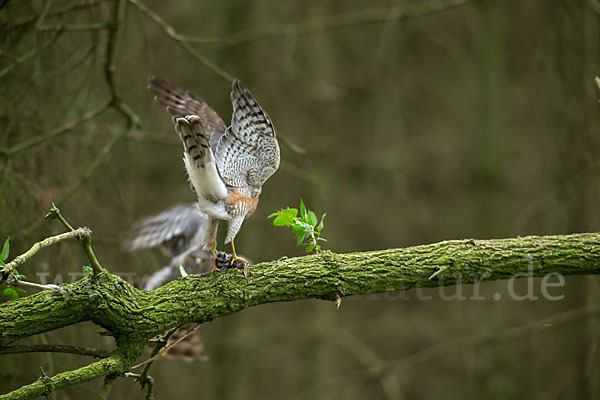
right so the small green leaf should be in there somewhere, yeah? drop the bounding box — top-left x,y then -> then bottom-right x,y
15,272 -> 26,280
0,260 -> 4,267
271,215 -> 290,227
292,225 -> 304,233
82,265 -> 93,277
0,238 -> 9,261
306,244 -> 315,253
3,287 -> 18,300
308,211 -> 317,226
179,264 -> 188,277
283,208 -> 299,217
268,211 -> 279,219
16,288 -> 26,293
300,199 -> 307,221
317,213 -> 326,232
297,232 -> 309,246
270,208 -> 298,226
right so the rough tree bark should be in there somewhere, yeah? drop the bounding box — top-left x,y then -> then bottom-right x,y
1,232 -> 600,399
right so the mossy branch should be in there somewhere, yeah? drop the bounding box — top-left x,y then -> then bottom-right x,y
0,344 -> 143,400
2,232 -> 600,399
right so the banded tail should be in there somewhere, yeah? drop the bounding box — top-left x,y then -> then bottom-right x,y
175,116 -> 211,169
174,116 -> 228,216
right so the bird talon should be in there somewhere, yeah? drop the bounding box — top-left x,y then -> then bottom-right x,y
231,255 -> 249,265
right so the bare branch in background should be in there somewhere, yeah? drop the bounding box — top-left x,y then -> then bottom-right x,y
213,0 -> 474,49
127,0 -> 234,82
0,344 -> 110,358
0,101 -> 111,157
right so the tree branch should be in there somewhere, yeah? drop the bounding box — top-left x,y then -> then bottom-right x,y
97,375 -> 115,400
44,204 -> 105,275
2,232 -> 600,346
0,344 -> 143,400
0,229 -> 87,284
0,344 -> 110,358
1,232 -> 600,399
7,280 -> 63,293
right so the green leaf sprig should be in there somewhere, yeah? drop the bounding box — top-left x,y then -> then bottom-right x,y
269,200 -> 327,253
0,238 -> 26,299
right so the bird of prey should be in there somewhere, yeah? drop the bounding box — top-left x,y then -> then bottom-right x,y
148,77 -> 279,271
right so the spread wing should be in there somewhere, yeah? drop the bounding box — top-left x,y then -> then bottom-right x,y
148,76 -> 227,154
216,80 -> 280,188
123,204 -> 208,258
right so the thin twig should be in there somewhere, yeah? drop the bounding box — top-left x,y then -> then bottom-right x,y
9,0 -> 108,30
138,327 -> 177,386
97,375 -> 116,400
101,0 -> 140,126
336,329 -> 399,400
125,373 -> 155,400
128,0 -> 308,155
215,0 -> 474,50
292,304 -> 600,398
132,324 -> 200,369
34,0 -> 53,29
44,205 -> 104,275
56,123 -> 135,205
79,229 -> 104,275
127,0 -> 234,83
0,229 -> 87,284
0,31 -> 62,78
104,0 -> 140,125
46,203 -> 74,231
104,0 -> 126,104
8,279 -> 64,293
0,344 -> 110,358
0,101 -> 110,157
38,23 -> 110,32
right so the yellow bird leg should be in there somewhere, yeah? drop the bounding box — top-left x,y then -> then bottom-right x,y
230,241 -> 249,265
210,243 -> 218,272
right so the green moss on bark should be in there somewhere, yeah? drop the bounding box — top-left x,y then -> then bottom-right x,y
1,232 -> 600,399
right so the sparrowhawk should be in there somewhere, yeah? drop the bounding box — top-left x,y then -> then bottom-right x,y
147,77 -> 280,271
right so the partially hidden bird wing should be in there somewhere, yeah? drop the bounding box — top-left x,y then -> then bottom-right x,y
216,80 -> 280,189
148,76 -> 227,154
123,204 -> 208,257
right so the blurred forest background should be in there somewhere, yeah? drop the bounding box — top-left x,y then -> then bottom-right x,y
1,0 -> 600,398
